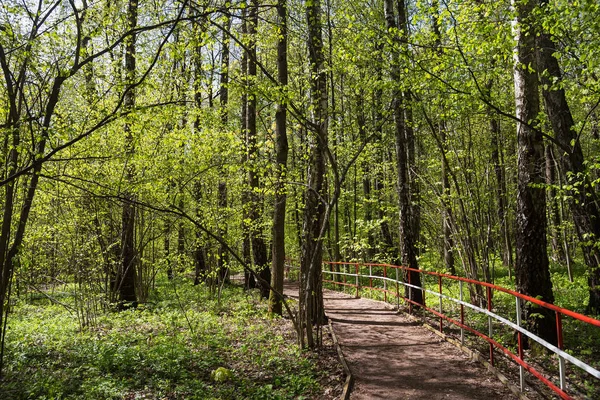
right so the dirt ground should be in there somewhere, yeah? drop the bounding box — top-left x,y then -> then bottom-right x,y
285,283 -> 519,400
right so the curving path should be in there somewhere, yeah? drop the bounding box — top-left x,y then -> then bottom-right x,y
284,282 -> 519,399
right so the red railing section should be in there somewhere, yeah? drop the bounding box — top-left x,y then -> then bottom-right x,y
315,260 -> 600,400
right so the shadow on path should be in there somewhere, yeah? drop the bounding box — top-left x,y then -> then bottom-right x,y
283,281 -> 517,400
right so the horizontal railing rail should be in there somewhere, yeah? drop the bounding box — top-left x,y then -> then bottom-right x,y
291,260 -> 600,400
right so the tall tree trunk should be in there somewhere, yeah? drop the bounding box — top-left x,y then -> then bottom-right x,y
247,0 -> 270,298
217,14 -> 231,285
512,0 -> 556,345
269,0 -> 289,315
192,16 -> 208,286
301,0 -> 328,348
429,2 -> 454,274
325,0 -> 341,266
118,0 -> 139,309
385,0 -> 423,305
535,1 -> 600,314
238,8 -> 255,290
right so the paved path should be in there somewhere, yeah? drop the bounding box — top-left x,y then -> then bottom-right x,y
284,282 -> 517,399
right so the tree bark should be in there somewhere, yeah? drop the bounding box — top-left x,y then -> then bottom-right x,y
217,13 -> 231,285
535,2 -> 600,314
512,0 -> 556,344
192,16 -> 208,286
301,0 -> 328,348
247,0 -> 270,298
385,0 -> 423,305
118,0 -> 139,309
269,0 -> 289,315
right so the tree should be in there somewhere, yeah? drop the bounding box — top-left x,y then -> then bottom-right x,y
269,0 -> 289,315
535,0 -> 600,314
247,0 -> 271,298
217,12 -> 232,285
117,0 -> 140,309
0,0 -> 191,375
512,0 -> 557,345
300,0 -> 329,347
385,0 -> 423,305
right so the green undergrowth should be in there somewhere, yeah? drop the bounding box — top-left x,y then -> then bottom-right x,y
1,278 -> 323,399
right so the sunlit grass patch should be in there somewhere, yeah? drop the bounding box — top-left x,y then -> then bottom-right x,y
2,280 -> 332,399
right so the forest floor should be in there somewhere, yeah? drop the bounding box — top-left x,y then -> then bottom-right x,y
284,282 -> 520,399
1,279 -> 345,399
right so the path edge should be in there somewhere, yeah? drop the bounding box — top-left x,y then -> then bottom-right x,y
327,317 -> 353,400
399,309 -> 529,400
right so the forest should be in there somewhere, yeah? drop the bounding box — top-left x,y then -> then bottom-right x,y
1,0 -> 599,398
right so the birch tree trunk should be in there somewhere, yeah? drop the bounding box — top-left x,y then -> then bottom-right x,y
512,0 -> 556,345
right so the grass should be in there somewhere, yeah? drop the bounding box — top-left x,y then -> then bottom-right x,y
1,276 -> 336,400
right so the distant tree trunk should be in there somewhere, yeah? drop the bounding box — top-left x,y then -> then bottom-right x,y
192,16 -> 208,286
512,0 -> 556,345
429,2 -> 454,274
373,58 -> 397,263
217,14 -> 231,285
217,182 -> 229,284
247,0 -> 270,297
440,123 -> 455,275
193,183 -> 207,285
301,0 -> 328,348
545,144 -> 566,265
490,103 -> 513,273
269,0 -> 289,315
165,221 -> 172,280
357,92 -> 374,259
535,2 -> 600,314
375,178 -> 396,261
405,96 -> 421,255
177,197 -> 185,271
118,0 -> 139,308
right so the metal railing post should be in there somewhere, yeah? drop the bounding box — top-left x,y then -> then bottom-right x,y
438,275 -> 443,333
369,264 -> 372,290
556,311 -> 566,390
516,297 -> 525,392
384,266 -> 388,303
355,263 -> 359,298
408,268 -> 413,315
487,286 -> 494,366
459,280 -> 464,345
396,267 -> 400,310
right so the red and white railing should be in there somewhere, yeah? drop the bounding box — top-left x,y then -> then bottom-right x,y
312,260 -> 600,400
